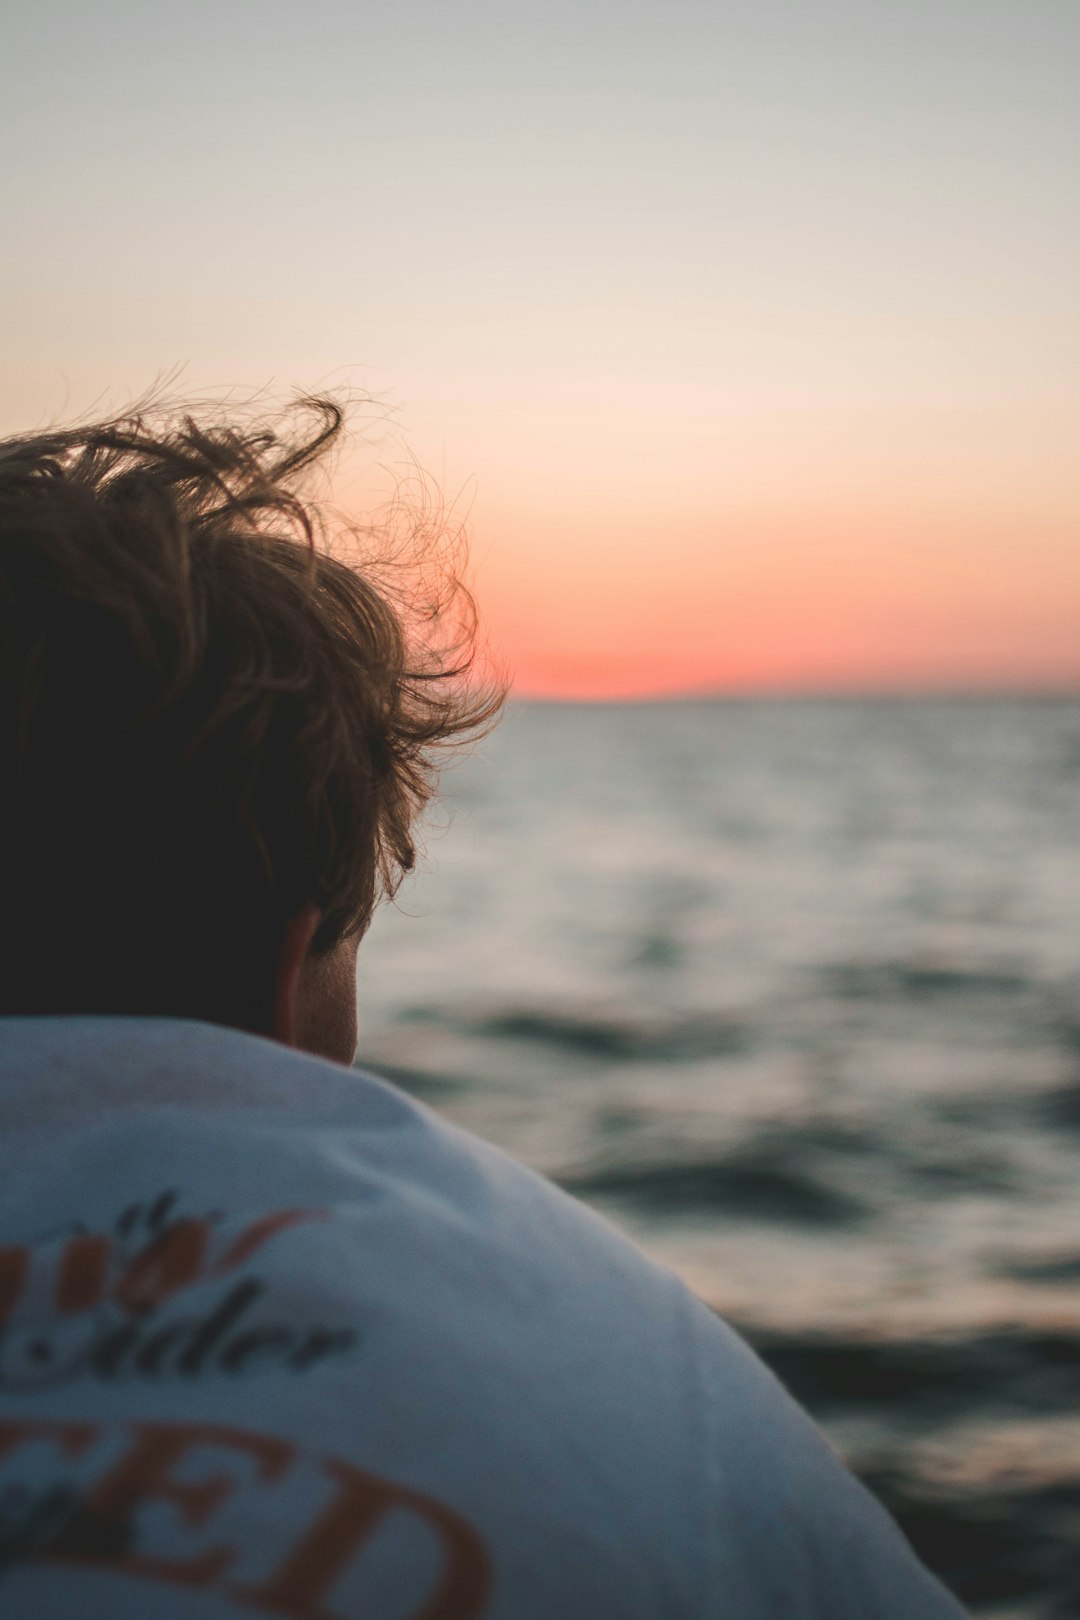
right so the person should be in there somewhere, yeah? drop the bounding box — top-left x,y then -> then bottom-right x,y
0,398 -> 966,1619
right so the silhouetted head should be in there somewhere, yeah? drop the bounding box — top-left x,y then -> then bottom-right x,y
0,397 -> 502,1061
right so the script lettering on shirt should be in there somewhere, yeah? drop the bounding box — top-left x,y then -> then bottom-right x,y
0,1192 -> 358,1389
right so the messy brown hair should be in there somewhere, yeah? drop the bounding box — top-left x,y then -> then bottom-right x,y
0,396 -> 504,1030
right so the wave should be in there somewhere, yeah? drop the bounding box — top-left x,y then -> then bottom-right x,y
743,1324 -> 1080,1421
825,962 -> 1035,1001
468,1006 -> 750,1062
384,998 -> 751,1063
740,1320 -> 1080,1617
558,1149 -> 867,1226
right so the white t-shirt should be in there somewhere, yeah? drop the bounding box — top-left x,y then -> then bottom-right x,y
0,1017 -> 966,1619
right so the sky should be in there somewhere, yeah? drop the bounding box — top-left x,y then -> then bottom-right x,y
2,0 -> 1078,697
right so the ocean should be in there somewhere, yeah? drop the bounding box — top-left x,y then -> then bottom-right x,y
358,696 -> 1080,1618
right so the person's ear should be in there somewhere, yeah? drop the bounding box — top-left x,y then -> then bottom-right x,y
272,905 -> 323,1050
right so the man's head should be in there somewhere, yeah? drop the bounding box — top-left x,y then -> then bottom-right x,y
0,397 -> 501,1062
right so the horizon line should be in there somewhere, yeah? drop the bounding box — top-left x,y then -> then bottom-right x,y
507,683 -> 1080,706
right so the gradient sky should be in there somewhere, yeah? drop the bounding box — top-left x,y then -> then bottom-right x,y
3,0 -> 1078,696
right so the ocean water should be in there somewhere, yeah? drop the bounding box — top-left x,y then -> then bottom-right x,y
358,696 -> 1080,1618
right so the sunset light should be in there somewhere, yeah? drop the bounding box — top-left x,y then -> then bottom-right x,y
3,0 -> 1077,699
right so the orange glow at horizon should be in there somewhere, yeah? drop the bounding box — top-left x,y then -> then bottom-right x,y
471,502 -> 1080,700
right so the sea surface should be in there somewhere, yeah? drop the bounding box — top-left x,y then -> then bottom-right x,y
359,696 -> 1080,1618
